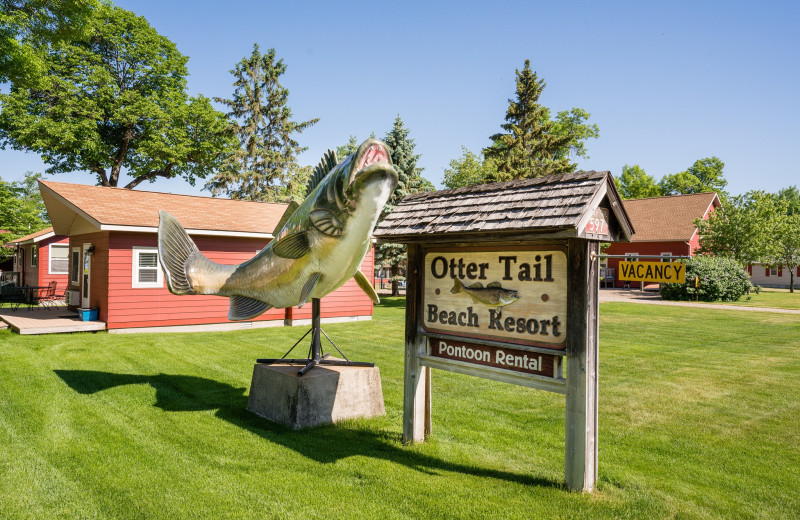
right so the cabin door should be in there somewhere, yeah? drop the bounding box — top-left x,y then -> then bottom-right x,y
81,243 -> 92,308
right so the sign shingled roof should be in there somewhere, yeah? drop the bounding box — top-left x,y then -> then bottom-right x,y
375,170 -> 632,243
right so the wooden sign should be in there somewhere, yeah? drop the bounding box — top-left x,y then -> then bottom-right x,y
619,260 -> 686,283
584,207 -> 610,239
423,248 -> 568,349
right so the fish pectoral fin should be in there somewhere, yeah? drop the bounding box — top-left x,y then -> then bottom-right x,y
272,231 -> 310,259
354,270 -> 379,304
487,281 -> 502,288
310,209 -> 344,237
298,272 -> 322,307
229,296 -> 272,321
469,295 -> 481,304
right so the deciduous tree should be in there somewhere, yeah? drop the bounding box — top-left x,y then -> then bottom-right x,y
660,157 -> 728,197
0,4 -> 234,189
0,173 -> 48,261
442,147 -> 499,189
205,44 -> 318,201
614,164 -> 661,199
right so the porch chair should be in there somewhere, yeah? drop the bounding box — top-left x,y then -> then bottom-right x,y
36,281 -> 58,310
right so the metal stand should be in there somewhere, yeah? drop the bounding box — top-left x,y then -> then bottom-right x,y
256,298 -> 374,376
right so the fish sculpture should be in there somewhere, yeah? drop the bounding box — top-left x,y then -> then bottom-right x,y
157,139 -> 399,320
450,278 -> 520,307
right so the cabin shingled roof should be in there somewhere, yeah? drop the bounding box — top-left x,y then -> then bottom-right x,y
374,170 -> 621,239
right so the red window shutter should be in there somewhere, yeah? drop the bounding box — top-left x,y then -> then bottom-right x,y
747,265 -> 752,275
765,267 -> 770,277
779,266 -> 783,277
797,266 -> 800,277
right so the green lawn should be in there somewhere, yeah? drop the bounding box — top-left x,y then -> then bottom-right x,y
720,288 -> 800,310
1,299 -> 798,519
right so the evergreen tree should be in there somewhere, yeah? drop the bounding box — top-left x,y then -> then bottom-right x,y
376,116 -> 432,296
483,60 -> 574,179
0,173 -> 49,261
336,135 -> 360,160
205,44 -> 319,201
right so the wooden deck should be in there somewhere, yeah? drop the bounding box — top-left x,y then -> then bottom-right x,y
0,306 -> 106,335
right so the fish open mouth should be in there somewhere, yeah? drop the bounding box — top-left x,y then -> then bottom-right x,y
349,139 -> 398,190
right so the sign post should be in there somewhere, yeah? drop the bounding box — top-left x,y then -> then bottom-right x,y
375,171 -> 634,492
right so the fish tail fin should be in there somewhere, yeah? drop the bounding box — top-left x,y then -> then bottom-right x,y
450,277 -> 463,294
158,210 -> 201,295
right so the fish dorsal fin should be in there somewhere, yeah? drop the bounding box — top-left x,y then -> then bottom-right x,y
229,296 -> 272,321
310,209 -> 344,237
272,231 -> 310,259
306,149 -> 338,196
466,282 -> 484,289
354,270 -> 379,304
487,281 -> 502,288
273,200 -> 299,235
298,272 -> 322,307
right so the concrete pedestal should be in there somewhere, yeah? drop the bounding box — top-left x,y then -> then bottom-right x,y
247,362 -> 385,429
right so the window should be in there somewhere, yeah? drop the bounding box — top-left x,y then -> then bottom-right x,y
661,252 -> 672,262
30,245 -> 38,267
49,244 -> 69,274
769,266 -> 778,276
132,247 -> 163,288
625,252 -> 638,262
71,248 -> 80,283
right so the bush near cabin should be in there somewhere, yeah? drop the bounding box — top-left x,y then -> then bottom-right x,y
660,256 -> 753,302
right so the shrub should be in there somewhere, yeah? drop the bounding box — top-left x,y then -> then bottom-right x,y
660,256 -> 753,302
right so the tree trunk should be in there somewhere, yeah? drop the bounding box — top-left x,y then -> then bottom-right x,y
790,270 -> 795,293
391,264 -> 399,297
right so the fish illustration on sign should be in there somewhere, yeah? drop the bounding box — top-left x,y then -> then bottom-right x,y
157,139 -> 399,320
450,278 -> 520,307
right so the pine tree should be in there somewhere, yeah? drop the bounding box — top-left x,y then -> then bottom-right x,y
376,116 -> 432,296
483,60 -> 574,179
206,44 -> 318,201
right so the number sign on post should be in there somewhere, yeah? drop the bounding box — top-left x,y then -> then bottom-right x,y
374,171 -> 634,493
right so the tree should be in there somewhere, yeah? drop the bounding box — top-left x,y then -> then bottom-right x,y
777,186 -> 800,215
614,164 -> 661,199
769,211 -> 800,292
442,147 -> 499,189
0,173 -> 48,261
659,157 -> 728,197
336,135 -> 360,160
376,116 -> 433,296
483,60 -> 598,180
205,44 -> 318,201
696,191 -> 778,266
0,0 -> 97,87
0,4 -> 234,189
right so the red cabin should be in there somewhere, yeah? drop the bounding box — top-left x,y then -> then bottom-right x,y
604,192 -> 720,288
39,180 -> 375,333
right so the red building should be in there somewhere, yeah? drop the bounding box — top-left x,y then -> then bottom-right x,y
39,180 -> 374,333
7,227 -> 70,291
604,192 -> 721,288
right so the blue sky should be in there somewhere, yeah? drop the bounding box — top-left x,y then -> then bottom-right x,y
2,0 -> 798,197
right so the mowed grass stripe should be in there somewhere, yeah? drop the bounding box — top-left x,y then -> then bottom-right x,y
0,298 -> 797,519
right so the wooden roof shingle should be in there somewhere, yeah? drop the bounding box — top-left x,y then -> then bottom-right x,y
374,170 -> 633,243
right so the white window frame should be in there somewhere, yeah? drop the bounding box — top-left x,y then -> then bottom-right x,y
70,247 -> 81,284
661,252 -> 672,262
30,244 -> 38,267
625,252 -> 638,262
132,246 -> 163,288
769,266 -> 779,276
49,244 -> 69,274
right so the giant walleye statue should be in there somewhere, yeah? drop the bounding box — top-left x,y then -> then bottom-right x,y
157,139 -> 399,321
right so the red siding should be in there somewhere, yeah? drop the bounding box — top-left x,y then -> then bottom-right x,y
604,241 -> 691,289
39,236 -> 70,293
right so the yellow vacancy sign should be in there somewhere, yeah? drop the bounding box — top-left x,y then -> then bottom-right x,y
619,261 -> 686,283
